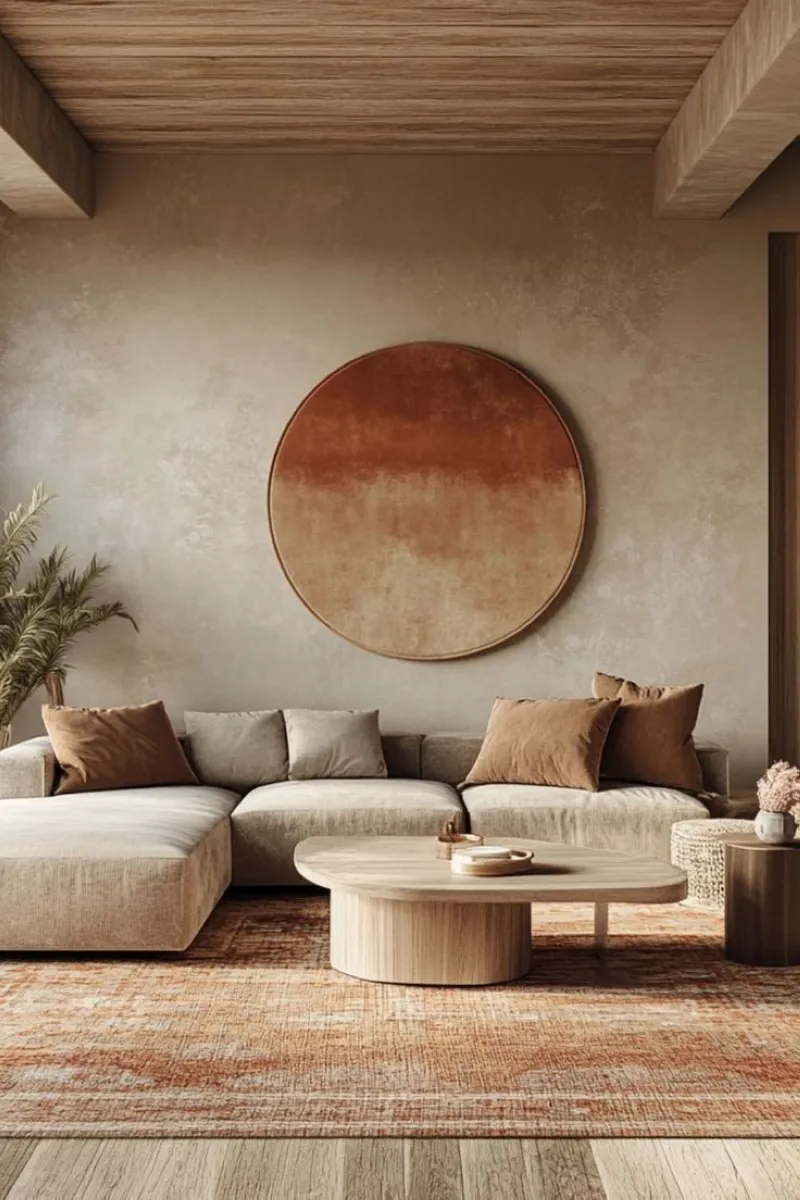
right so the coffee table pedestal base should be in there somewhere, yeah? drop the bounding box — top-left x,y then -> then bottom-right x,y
330,890 -> 532,985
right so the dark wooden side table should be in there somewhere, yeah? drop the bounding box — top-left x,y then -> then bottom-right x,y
724,835 -> 800,966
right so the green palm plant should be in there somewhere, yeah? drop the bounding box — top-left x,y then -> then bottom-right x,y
0,485 -> 137,745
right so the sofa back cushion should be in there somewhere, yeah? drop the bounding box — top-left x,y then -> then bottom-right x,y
381,734 -> 422,778
180,729 -> 419,780
284,709 -> 388,780
184,710 -> 288,793
43,700 -> 198,794
420,734 -> 484,785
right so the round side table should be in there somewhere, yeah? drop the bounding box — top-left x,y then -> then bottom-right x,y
670,819 -> 754,910
724,835 -> 800,966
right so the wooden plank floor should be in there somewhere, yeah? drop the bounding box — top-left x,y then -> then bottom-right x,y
1,1139 -> 798,1199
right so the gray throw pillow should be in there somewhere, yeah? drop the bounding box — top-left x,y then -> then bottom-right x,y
184,710 -> 288,792
284,709 -> 388,780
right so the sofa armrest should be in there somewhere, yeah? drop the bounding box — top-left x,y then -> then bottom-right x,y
0,736 -> 57,799
695,739 -> 730,798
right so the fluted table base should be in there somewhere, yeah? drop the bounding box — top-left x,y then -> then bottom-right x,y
330,891 -> 532,985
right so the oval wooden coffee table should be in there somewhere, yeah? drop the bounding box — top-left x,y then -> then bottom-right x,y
294,835 -> 687,985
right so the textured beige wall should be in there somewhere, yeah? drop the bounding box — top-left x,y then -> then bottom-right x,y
0,150 -> 790,784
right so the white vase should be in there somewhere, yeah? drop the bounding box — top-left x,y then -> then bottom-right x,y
754,809 -> 797,844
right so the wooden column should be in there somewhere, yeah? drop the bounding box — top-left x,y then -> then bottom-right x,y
769,234 -> 800,765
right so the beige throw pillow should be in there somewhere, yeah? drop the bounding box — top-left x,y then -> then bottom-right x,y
464,696 -> 621,791
43,700 -> 198,794
184,710 -> 288,792
592,672 -> 704,792
284,709 -> 388,780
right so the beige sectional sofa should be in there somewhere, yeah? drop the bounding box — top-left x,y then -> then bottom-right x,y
0,731 -> 727,951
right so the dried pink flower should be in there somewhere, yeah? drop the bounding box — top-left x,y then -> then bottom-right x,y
757,760 -> 800,813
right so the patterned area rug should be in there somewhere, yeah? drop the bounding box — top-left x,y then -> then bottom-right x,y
1,891 -> 798,1138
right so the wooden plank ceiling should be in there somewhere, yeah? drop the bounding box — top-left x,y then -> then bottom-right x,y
0,1 -> 750,153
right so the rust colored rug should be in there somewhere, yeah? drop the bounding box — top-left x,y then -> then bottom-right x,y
0,892 -> 798,1138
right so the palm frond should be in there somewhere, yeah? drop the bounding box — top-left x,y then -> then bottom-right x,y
0,486 -> 137,728
23,546 -> 69,606
52,556 -> 139,637
61,600 -> 138,639
53,554 -> 109,607
0,485 -> 50,594
0,603 -> 65,725
0,548 -> 69,658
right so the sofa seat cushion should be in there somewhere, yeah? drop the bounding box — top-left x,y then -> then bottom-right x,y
0,786 -> 239,951
231,779 -> 465,885
462,782 -> 709,863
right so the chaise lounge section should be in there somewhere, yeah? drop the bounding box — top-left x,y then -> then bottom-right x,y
0,781 -> 240,952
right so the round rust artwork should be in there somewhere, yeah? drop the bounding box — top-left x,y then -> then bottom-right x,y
268,342 -> 585,660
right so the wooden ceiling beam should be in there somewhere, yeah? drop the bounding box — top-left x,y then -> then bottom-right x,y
654,0 -> 800,218
0,33 -> 93,218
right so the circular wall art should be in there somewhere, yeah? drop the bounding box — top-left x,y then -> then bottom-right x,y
268,342 -> 585,660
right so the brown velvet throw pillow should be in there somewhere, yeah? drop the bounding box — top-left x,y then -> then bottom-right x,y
592,672 -> 704,792
464,696 -> 621,791
43,700 -> 198,794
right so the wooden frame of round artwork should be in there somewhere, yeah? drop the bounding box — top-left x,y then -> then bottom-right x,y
267,342 -> 586,661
